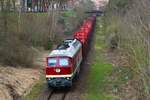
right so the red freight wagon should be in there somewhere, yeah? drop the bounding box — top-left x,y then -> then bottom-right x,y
80,26 -> 91,34
74,32 -> 89,55
74,32 -> 88,40
45,39 -> 83,87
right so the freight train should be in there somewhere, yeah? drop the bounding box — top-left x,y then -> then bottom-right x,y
45,15 -> 96,88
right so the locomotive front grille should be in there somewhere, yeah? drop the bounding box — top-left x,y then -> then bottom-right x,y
47,77 -> 72,87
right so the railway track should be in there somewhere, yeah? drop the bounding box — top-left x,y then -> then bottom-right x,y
47,89 -> 55,100
37,88 -> 69,100
47,89 -> 68,100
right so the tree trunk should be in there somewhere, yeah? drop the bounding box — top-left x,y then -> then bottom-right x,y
0,0 -> 4,12
12,0 -> 16,11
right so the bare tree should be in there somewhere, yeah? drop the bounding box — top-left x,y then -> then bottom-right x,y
106,0 -> 150,99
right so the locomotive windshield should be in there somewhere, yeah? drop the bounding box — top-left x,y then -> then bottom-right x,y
59,58 -> 69,66
48,58 -> 57,67
48,58 -> 69,67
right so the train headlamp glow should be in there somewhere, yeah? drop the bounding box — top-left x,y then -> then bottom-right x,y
67,77 -> 70,80
55,68 -> 61,73
48,78 -> 51,80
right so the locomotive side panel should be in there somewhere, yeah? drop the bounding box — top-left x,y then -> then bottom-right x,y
72,47 -> 83,76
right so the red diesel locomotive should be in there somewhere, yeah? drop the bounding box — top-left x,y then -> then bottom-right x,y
45,16 -> 96,87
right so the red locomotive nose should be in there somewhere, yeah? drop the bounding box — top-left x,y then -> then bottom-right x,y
46,57 -> 72,75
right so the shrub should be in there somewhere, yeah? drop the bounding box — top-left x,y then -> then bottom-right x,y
0,35 -> 34,67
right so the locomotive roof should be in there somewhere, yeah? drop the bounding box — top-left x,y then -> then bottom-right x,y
48,39 -> 82,58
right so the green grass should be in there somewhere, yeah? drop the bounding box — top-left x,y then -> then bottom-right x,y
83,17 -> 117,100
86,63 -> 113,100
24,76 -> 45,100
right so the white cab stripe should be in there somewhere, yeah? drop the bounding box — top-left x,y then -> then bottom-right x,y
46,74 -> 73,78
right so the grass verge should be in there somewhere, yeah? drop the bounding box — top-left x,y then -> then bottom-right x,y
83,17 -> 117,100
23,76 -> 45,100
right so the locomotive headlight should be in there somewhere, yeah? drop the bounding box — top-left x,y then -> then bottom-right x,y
66,77 -> 70,80
48,78 -> 51,80
55,68 -> 61,73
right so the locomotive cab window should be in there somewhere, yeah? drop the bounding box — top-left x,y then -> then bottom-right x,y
59,58 -> 69,66
48,58 -> 57,67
